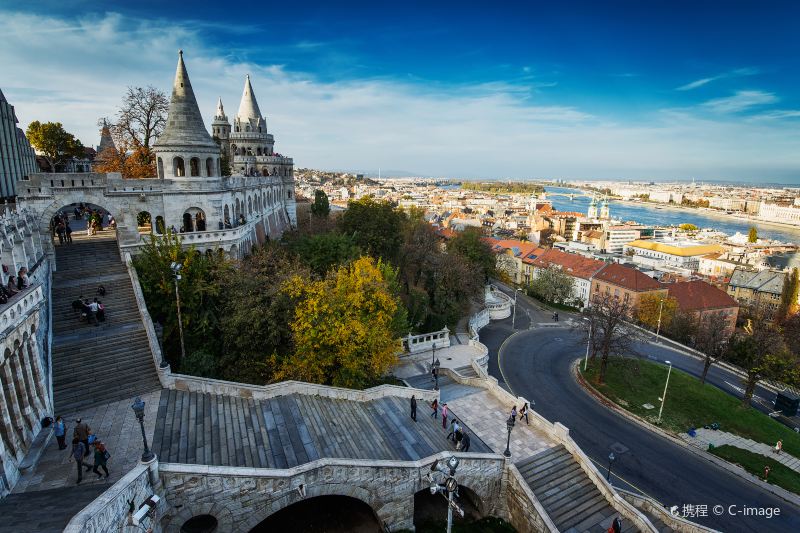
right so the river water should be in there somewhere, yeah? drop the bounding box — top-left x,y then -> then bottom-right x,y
544,186 -> 800,244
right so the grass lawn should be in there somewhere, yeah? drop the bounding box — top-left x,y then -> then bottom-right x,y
580,358 -> 800,457
709,445 -> 800,496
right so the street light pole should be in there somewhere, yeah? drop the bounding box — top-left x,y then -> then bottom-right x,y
583,321 -> 592,372
655,298 -> 664,341
606,452 -> 615,481
131,397 -> 155,463
431,342 -> 437,369
170,262 -> 186,363
657,360 -> 673,423
503,414 -> 515,457
512,288 -> 521,329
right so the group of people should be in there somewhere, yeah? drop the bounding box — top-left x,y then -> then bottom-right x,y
53,416 -> 111,484
71,290 -> 106,326
409,396 -> 472,452
0,267 -> 31,304
52,205 -> 115,240
53,213 -> 73,245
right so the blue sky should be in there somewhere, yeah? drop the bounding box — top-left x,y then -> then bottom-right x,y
2,1 -> 799,182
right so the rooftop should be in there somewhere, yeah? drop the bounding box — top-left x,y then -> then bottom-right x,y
728,268 -> 785,295
530,248 -> 606,280
594,263 -> 663,292
626,239 -> 724,257
667,280 -> 739,312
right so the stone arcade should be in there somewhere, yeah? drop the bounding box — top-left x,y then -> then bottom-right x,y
15,50 -> 297,261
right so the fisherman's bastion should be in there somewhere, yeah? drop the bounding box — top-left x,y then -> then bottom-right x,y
0,51 -> 706,533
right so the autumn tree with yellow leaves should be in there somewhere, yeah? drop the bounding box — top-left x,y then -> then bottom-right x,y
637,293 -> 677,331
275,256 -> 406,389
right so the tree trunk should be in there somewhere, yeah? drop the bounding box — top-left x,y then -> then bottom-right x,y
598,345 -> 610,384
741,374 -> 758,407
700,356 -> 712,385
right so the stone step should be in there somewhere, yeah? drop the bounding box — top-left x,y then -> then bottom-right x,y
0,484 -> 108,533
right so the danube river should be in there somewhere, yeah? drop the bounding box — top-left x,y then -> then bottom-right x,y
544,186 -> 800,244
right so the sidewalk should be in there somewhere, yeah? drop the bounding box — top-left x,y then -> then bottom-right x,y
681,428 -> 800,473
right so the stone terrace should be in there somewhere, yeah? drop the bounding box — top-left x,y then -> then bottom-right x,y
151,389 -> 491,467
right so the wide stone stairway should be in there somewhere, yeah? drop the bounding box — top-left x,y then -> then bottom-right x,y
51,230 -> 160,416
516,445 -> 636,533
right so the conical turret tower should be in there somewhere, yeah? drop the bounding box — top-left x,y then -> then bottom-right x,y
234,75 -> 266,134
153,50 -> 221,179
211,97 -> 231,154
97,119 -> 116,155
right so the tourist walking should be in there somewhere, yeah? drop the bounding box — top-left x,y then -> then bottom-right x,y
764,465 -> 771,481
447,419 -> 460,442
73,419 -> 91,457
519,403 -> 529,425
65,222 -> 73,244
92,441 -> 110,479
441,403 -> 448,429
460,431 -> 471,452
70,438 -> 92,484
56,222 -> 66,245
610,516 -> 622,533
410,395 -> 417,422
510,405 -> 517,420
54,416 -> 67,450
430,398 -> 438,419
774,439 -> 783,454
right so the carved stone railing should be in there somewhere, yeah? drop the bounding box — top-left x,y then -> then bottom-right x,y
402,327 -> 450,353
485,285 -> 512,320
0,283 -> 43,334
618,489 -> 721,533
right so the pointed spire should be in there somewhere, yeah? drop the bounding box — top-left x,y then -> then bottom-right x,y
0,88 -> 6,103
237,74 -> 263,122
216,97 -> 225,118
153,50 -> 217,150
98,119 -> 116,154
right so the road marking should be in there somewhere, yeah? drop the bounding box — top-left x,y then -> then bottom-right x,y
724,380 -> 768,404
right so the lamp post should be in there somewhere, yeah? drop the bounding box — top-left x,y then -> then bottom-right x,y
606,452 -> 616,481
170,262 -> 186,364
655,298 -> 664,342
657,360 -> 673,424
427,456 -> 464,533
131,397 -> 155,462
431,342 -> 437,369
511,288 -> 522,329
503,414 -> 516,457
583,317 -> 592,371
433,359 -> 441,391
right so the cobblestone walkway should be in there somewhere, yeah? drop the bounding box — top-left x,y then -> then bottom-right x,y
681,428 -> 800,472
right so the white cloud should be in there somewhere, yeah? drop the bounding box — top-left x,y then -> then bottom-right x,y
676,67 -> 759,91
1,10 -> 799,181
677,77 -> 717,91
702,90 -> 778,113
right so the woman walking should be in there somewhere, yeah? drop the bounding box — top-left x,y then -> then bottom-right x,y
430,398 -> 439,419
519,403 -> 530,425
92,441 -> 110,479
54,416 -> 67,450
441,403 -> 448,430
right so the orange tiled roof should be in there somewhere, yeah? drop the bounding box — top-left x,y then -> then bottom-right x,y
667,280 -> 739,312
530,249 -> 606,280
594,263 -> 662,292
483,237 -> 545,263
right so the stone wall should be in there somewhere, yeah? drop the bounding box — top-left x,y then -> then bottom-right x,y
158,452 -> 508,533
501,462 -> 558,532
403,327 -> 450,353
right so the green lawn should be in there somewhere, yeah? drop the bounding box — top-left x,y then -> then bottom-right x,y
709,445 -> 800,496
580,358 -> 800,457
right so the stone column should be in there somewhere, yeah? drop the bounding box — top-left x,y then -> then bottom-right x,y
21,341 -> 45,417
26,337 -> 49,415
7,351 -> 35,433
0,374 -> 22,461
1,360 -> 29,448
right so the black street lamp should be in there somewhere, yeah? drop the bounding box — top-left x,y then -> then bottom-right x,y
503,414 -> 516,457
433,359 -> 441,391
606,452 -> 616,481
131,397 -> 155,462
431,342 -> 437,369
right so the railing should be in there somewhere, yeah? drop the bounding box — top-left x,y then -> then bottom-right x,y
617,489 -> 721,533
0,283 -> 44,334
403,327 -> 450,353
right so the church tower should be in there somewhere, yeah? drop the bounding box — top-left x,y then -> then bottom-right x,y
599,197 -> 610,219
211,98 -> 231,157
587,196 -> 598,219
152,50 -> 221,179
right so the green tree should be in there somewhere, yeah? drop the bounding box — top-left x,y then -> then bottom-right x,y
289,232 -> 360,277
529,266 -> 575,305
25,121 -> 85,172
339,196 -> 404,261
748,226 -> 758,243
276,256 -> 403,388
679,223 -> 698,231
728,318 -> 795,406
311,190 -> 331,218
447,227 -> 495,282
778,268 -> 800,321
637,293 -> 677,331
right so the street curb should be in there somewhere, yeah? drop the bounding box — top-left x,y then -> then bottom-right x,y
572,360 -> 800,508
496,329 -> 528,395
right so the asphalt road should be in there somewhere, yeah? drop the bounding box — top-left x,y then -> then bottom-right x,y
482,287 -> 800,531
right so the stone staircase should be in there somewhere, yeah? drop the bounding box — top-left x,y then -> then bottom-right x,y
516,445 -> 637,533
0,483 -> 108,533
454,364 -> 479,378
51,231 -> 160,416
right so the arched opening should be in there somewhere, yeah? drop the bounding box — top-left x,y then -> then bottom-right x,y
182,207 -> 205,233
190,158 -> 201,177
155,216 -> 166,234
256,147 -> 262,156
136,211 -> 152,234
223,205 -> 230,227
157,158 -> 164,179
182,213 -> 193,233
413,485 -> 486,530
246,125 -> 250,132
195,211 -> 206,231
173,157 -> 185,177
248,196 -> 253,215
234,198 -> 241,220
180,514 -> 219,533
206,158 -> 214,177
249,495 -> 381,533
230,144 -> 237,155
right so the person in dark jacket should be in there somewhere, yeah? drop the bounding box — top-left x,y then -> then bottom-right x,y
460,431 -> 471,452
92,441 -> 110,479
70,438 -> 92,484
410,395 -> 417,422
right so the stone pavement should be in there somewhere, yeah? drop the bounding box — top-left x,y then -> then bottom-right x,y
681,428 -> 800,473
11,390 -> 161,493
446,389 -> 555,459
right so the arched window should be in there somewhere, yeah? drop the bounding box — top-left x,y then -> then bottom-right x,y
195,211 -> 206,231
248,196 -> 253,215
287,190 -> 293,199
256,147 -> 262,156
157,158 -> 164,179
190,158 -> 200,177
173,157 -> 185,177
155,216 -> 165,234
246,125 -> 250,132
230,144 -> 237,154
262,167 -> 269,176
182,213 -> 193,232
258,127 -> 262,133
206,158 -> 214,177
223,205 -> 230,225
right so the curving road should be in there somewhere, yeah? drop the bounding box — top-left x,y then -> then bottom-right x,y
483,286 -> 800,531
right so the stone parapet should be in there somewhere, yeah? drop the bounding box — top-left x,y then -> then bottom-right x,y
502,459 -> 558,532
618,489 -> 721,533
403,327 -> 450,353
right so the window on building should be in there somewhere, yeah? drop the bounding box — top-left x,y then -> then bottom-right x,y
173,157 -> 185,177
190,158 -> 200,177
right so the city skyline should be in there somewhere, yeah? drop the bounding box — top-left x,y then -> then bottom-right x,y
2,0 -> 799,182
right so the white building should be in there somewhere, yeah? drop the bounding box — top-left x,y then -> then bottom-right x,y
757,202 -> 800,226
604,225 -> 641,253
623,239 -> 724,272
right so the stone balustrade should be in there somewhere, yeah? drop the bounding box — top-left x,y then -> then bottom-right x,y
618,489 -> 721,533
485,285 -> 512,320
0,283 -> 43,333
402,327 -> 450,353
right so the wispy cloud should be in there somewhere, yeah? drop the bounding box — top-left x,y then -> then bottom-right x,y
1,10 -> 798,181
702,90 -> 778,113
677,67 -> 759,91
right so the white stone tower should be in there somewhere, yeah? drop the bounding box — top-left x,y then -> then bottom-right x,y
587,196 -> 598,219
152,50 -> 221,179
599,197 -> 610,219
211,98 -> 231,157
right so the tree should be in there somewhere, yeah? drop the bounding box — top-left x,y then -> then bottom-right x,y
777,267 -> 799,321
94,144 -> 156,179
748,226 -> 758,243
112,86 -> 168,150
727,318 -> 794,406
218,246 -> 308,384
25,121 -> 85,172
694,311 -> 732,385
637,294 -> 677,331
311,190 -> 331,218
679,223 -> 698,231
529,266 -> 574,305
339,196 -> 404,261
276,257 -> 403,389
447,228 -> 495,282
289,232 -> 360,277
581,294 -> 636,383
666,311 -> 697,345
